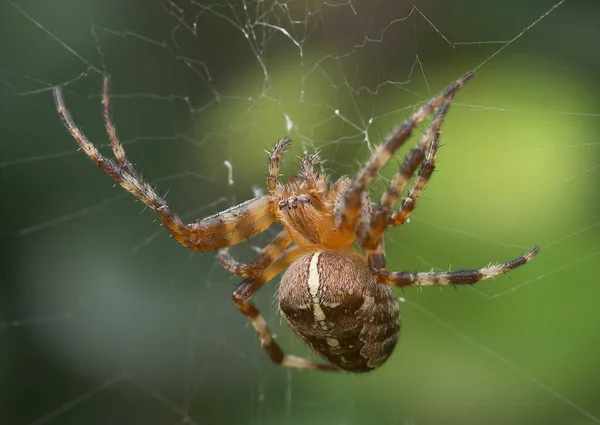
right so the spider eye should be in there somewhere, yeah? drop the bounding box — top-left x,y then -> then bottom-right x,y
297,194 -> 311,205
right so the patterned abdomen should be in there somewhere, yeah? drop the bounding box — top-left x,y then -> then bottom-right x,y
278,250 -> 400,372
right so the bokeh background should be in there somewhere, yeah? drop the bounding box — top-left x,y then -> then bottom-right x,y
1,0 -> 599,424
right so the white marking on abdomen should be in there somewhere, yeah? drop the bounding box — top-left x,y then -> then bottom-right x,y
313,304 -> 326,322
326,338 -> 340,347
307,251 -> 328,329
308,251 -> 321,296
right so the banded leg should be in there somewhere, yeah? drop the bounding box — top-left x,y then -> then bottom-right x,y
267,138 -> 292,194
389,100 -> 447,226
360,98 -> 453,250
367,242 -> 387,271
217,230 -> 292,277
53,79 -> 275,251
102,77 -> 128,169
375,247 -> 539,287
335,70 -> 475,234
233,246 -> 339,371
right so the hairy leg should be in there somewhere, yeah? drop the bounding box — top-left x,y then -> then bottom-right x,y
375,247 -> 539,287
217,230 -> 292,277
389,101 -> 446,227
335,71 -> 475,235
54,80 -> 274,251
360,99 -> 452,250
233,246 -> 339,371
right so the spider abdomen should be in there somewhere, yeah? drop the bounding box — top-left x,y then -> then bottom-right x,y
278,250 -> 400,372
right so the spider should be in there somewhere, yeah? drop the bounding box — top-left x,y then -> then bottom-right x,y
53,70 -> 538,373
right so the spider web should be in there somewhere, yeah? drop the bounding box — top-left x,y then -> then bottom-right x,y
1,0 -> 599,424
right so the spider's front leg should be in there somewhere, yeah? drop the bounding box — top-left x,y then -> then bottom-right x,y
53,79 -> 275,252
374,247 -> 539,287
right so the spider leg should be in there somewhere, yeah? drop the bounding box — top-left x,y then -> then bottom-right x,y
233,246 -> 339,371
360,98 -> 452,250
53,80 -> 275,252
102,77 -> 128,168
217,230 -> 292,277
389,102 -> 446,227
267,137 -> 292,194
335,71 -> 475,235
374,247 -> 539,287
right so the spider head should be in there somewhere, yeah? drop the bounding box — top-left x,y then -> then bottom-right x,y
273,175 -> 333,247
276,179 -> 325,217
277,174 -> 328,209
278,193 -> 312,211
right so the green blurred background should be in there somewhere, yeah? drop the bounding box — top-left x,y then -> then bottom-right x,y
1,0 -> 599,424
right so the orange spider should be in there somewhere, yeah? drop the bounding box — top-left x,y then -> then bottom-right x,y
53,70 -> 538,372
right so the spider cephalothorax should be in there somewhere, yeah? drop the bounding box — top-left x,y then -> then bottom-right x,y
53,70 -> 538,373
272,144 -> 359,250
